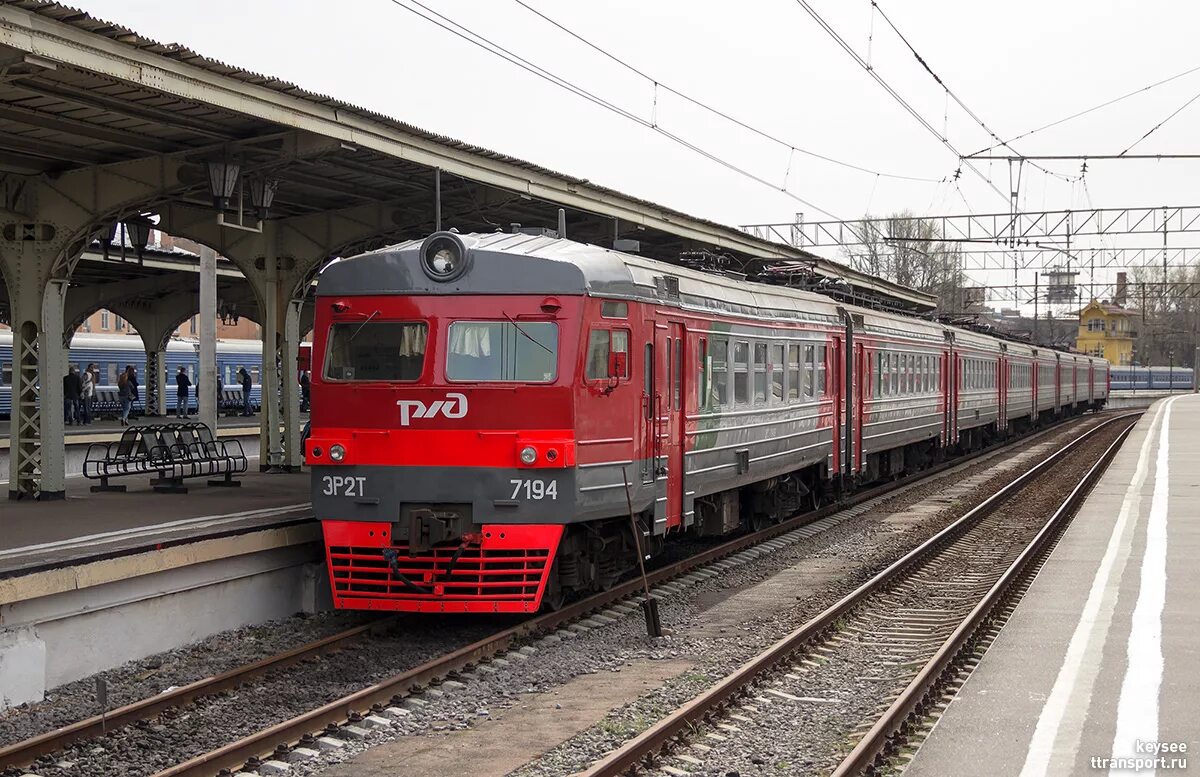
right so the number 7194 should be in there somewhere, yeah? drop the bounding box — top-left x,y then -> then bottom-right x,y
510,479 -> 557,500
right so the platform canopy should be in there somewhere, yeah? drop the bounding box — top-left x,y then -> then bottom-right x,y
0,0 -> 932,499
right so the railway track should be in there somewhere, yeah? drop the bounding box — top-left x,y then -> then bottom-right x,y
577,412 -> 1137,777
0,413 -> 1112,777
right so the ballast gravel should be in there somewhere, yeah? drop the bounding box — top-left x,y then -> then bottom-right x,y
288,421 -> 1100,777
0,610 -> 373,748
0,418 -> 1102,777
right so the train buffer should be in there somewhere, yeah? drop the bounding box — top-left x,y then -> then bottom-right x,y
83,422 -> 248,494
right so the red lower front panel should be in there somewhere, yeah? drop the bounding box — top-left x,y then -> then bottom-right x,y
322,520 -> 564,613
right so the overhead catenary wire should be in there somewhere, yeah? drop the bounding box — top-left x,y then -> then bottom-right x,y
1119,85 -> 1200,156
384,0 -> 844,220
509,0 -> 942,184
789,0 -> 1011,209
970,62 -> 1200,156
869,0 -> 1079,185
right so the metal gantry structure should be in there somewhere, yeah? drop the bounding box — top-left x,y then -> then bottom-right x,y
741,205 -> 1200,310
741,205 -> 1200,250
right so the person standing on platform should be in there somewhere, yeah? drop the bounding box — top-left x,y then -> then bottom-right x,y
175,367 -> 192,418
118,366 -> 134,425
238,367 -> 253,416
129,366 -> 140,420
81,363 -> 96,425
299,370 -> 311,412
63,366 -> 82,426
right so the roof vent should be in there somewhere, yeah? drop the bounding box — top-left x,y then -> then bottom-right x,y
613,238 -> 640,253
516,226 -> 559,238
655,275 -> 681,300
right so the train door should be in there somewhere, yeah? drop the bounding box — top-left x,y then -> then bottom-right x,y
1055,356 -> 1062,414
854,341 -> 866,473
640,335 -> 657,486
954,354 -> 963,445
653,321 -> 685,531
998,355 -> 1008,433
943,346 -> 956,446
1032,357 -> 1039,418
657,321 -> 686,527
830,335 -> 842,478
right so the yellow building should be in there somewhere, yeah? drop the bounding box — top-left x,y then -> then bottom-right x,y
1076,300 -> 1136,365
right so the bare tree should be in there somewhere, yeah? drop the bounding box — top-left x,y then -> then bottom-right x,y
1129,263 -> 1200,366
841,211 -> 967,312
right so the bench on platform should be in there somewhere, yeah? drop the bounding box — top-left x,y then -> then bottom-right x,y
89,387 -> 143,419
219,388 -> 257,416
83,422 -> 248,493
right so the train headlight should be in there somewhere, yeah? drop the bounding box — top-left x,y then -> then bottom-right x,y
329,444 -> 346,462
519,446 -> 538,465
419,232 -> 470,282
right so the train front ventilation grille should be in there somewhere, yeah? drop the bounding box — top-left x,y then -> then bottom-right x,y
327,545 -> 551,600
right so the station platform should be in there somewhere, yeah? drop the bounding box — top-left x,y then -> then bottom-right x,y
0,412 -> 295,450
908,395 -> 1198,776
0,468 -> 314,578
0,467 -> 322,707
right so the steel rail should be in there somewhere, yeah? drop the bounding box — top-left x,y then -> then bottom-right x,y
578,412 -> 1138,777
1,412 -> 1100,777
0,620 -> 394,770
146,413 -> 1109,777
830,418 -> 1136,776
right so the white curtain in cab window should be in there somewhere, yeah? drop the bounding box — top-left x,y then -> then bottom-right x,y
449,323 -> 492,357
447,321 -> 558,382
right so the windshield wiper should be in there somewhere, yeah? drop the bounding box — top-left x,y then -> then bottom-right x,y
503,311 -> 553,355
347,310 -> 380,342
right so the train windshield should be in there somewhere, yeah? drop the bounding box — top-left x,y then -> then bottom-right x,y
324,321 -> 427,381
446,321 -> 557,382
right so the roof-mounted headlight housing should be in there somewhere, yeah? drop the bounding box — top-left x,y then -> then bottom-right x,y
419,232 -> 472,282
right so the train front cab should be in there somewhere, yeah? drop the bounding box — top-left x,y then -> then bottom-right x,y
307,288 -> 585,614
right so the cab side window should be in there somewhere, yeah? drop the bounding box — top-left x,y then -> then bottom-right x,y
585,328 -> 630,380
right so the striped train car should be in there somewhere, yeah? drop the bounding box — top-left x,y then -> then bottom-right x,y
306,232 -> 1110,614
0,332 -> 265,417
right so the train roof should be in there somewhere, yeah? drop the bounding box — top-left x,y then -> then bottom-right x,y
316,233 -> 1107,365
321,232 -> 910,330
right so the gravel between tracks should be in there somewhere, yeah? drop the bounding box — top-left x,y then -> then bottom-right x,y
0,611 -> 373,749
683,419 -> 1127,777
2,614 -> 498,777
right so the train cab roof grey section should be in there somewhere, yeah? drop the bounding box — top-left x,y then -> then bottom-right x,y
318,232 -> 919,327
316,233 -> 641,298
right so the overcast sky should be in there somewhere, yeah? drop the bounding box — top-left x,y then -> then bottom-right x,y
81,0 -> 1200,308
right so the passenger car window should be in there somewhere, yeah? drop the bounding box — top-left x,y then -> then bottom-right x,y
734,341 -> 749,405
753,342 -> 767,404
770,343 -> 784,402
711,337 -> 728,407
803,344 -> 815,398
817,345 -> 826,395
787,344 -> 801,401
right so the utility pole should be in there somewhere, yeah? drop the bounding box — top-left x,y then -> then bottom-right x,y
1033,272 -> 1039,344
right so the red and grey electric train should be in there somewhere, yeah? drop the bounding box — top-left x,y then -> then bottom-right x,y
306,232 -> 1108,613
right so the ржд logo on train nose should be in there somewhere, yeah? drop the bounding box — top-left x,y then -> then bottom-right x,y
396,392 -> 468,426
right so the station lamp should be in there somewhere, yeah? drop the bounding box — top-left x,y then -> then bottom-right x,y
100,220 -> 119,260
248,174 -> 279,220
206,158 -> 241,210
123,216 -> 154,261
